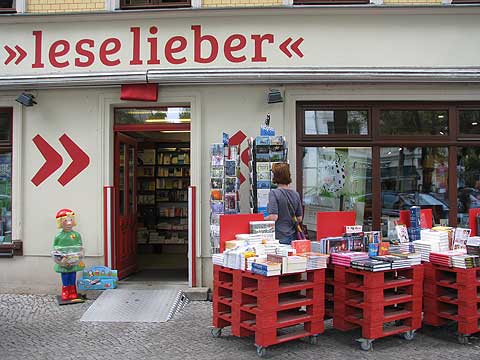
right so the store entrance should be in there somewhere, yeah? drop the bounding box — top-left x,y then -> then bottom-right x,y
113,107 -> 191,283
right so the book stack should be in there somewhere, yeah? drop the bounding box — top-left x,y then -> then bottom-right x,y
316,237 -> 348,254
351,258 -> 391,272
250,221 -> 275,241
451,254 -> 480,269
246,255 -> 267,271
372,255 -> 411,269
431,226 -> 455,250
330,252 -> 369,267
414,229 -> 450,261
429,250 -> 460,267
409,206 -> 422,241
212,253 -> 224,266
390,252 -> 422,266
251,262 -> 281,276
300,252 -> 329,270
282,256 -> 307,274
467,237 -> 480,255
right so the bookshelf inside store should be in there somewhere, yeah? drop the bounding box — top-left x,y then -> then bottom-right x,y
137,142 -> 190,254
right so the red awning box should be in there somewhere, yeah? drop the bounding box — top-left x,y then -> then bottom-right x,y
120,83 -> 158,102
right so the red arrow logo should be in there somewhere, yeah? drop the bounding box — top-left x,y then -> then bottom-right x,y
4,45 -> 27,65
31,135 -> 63,186
57,134 -> 90,186
279,37 -> 304,58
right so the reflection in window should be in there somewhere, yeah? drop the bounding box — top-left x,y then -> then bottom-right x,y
304,110 -> 368,135
381,147 -> 449,240
302,147 -> 372,238
0,110 -> 12,244
115,107 -> 191,125
459,110 -> 480,136
457,148 -> 480,227
120,0 -> 191,9
380,110 -> 448,136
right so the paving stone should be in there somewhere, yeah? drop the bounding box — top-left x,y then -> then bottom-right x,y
0,294 -> 479,359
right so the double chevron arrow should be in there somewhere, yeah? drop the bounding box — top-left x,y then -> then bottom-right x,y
31,134 -> 90,187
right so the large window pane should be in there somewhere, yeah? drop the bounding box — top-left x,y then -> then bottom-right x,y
0,109 -> 12,244
457,148 -> 480,227
459,110 -> 480,136
380,110 -> 448,136
304,110 -> 368,135
115,107 -> 191,125
381,147 -> 449,240
302,147 -> 372,238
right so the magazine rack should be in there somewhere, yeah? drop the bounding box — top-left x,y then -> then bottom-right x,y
423,262 -> 480,344
212,265 -> 325,357
332,264 -> 424,350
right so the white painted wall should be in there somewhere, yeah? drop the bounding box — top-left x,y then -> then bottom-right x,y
3,83 -> 480,292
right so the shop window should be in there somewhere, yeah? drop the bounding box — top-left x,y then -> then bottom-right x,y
301,147 -> 372,238
115,107 -> 191,125
457,148 -> 480,227
0,110 -> 12,244
294,0 -> 369,4
120,0 -> 191,9
0,0 -> 16,13
379,110 -> 448,136
304,110 -> 368,136
381,147 -> 449,239
459,109 -> 480,136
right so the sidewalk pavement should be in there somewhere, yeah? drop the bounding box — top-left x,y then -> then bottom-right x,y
0,294 -> 479,360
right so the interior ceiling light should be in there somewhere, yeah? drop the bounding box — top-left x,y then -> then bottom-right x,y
472,122 -> 478,126
161,130 -> 191,133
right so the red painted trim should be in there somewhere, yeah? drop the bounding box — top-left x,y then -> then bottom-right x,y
113,123 -> 190,132
190,185 -> 196,287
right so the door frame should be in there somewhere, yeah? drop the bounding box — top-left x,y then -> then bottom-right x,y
112,121 -> 192,279
114,132 -> 138,278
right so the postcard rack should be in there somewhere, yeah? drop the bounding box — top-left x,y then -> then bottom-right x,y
212,265 -> 325,357
331,264 -> 424,350
423,262 -> 480,344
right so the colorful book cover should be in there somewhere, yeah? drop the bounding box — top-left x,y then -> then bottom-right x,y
224,160 -> 237,177
378,242 -> 390,255
211,189 -> 223,201
225,177 -> 237,193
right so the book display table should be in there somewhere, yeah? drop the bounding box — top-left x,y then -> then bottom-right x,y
423,262 -> 480,344
212,265 -> 325,357
331,264 -> 424,350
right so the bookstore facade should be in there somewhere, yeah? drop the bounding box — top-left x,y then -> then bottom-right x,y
1,7 -> 480,291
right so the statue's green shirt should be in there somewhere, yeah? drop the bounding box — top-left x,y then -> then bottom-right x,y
53,230 -> 85,273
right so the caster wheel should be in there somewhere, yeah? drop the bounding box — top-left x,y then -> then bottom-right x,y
211,328 -> 222,338
458,334 -> 469,345
403,330 -> 416,341
255,345 -> 267,358
308,335 -> 318,345
357,339 -> 373,351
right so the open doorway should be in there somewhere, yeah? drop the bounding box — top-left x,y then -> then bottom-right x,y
113,106 -> 191,283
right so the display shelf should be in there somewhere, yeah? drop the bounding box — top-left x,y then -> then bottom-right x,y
137,143 -> 190,250
212,265 -> 324,356
423,262 -> 480,341
331,264 -> 423,350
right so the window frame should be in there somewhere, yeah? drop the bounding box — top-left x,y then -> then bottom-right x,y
119,0 -> 191,10
293,0 -> 369,4
296,101 -> 480,230
0,0 -> 16,13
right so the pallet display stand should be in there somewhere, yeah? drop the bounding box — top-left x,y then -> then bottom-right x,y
332,264 -> 424,350
212,265 -> 325,357
423,262 -> 480,344
316,211 -> 356,320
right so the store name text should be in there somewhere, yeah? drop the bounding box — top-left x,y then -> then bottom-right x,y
3,26 -> 304,68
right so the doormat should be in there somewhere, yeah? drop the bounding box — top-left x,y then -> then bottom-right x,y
80,288 -> 184,323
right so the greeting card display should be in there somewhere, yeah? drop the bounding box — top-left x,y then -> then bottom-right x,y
209,136 -> 241,253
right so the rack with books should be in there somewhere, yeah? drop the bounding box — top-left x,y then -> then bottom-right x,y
247,136 -> 288,215
423,262 -> 480,344
209,138 -> 241,253
331,264 -> 424,350
137,143 -> 190,247
212,265 -> 325,357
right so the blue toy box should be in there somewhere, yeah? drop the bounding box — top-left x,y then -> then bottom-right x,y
77,266 -> 118,291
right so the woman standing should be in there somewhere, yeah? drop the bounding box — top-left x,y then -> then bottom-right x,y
265,163 -> 303,244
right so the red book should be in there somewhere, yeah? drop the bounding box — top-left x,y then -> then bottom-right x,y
378,242 -> 390,256
291,240 -> 311,254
